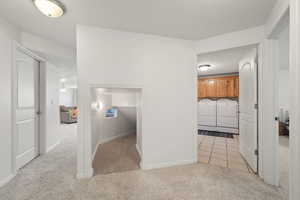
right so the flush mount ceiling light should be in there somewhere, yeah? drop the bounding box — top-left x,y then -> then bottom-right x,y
198,64 -> 211,72
33,0 -> 65,18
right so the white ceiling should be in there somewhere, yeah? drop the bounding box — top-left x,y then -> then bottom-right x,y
197,45 -> 256,76
34,51 -> 77,76
0,0 -> 276,48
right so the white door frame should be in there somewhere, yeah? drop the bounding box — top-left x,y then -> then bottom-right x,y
197,46 -> 262,171
77,83 -> 143,178
259,39 -> 280,185
264,10 -> 289,188
289,1 -> 300,198
11,42 -> 46,174
194,35 -> 283,185
264,1 -> 300,199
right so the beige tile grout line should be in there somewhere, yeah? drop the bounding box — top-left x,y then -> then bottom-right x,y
207,136 -> 215,164
225,138 -> 229,168
201,135 -> 253,173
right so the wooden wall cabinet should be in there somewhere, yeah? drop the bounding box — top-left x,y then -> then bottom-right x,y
198,76 -> 239,98
198,79 -> 207,98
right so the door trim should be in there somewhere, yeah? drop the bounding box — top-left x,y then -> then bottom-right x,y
77,83 -> 144,178
11,42 -> 46,174
289,1 -> 300,198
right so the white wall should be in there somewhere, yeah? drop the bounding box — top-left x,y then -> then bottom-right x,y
42,63 -> 62,152
278,24 -> 289,70
21,32 -> 75,60
277,24 -> 289,114
0,19 -> 19,186
77,26 -> 197,176
112,92 -> 137,107
21,32 -> 76,77
60,88 -> 77,107
90,92 -> 109,155
195,26 -> 265,55
279,70 -> 289,112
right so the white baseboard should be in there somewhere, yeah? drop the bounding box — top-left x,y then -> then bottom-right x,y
135,144 -> 143,168
135,144 -> 142,157
140,159 -> 197,170
0,174 -> 15,188
76,167 -> 94,179
46,140 -> 61,153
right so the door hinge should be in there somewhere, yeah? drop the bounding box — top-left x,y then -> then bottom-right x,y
254,103 -> 258,109
254,149 -> 258,156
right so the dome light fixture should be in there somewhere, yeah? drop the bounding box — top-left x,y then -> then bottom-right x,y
198,64 -> 211,72
33,0 -> 65,18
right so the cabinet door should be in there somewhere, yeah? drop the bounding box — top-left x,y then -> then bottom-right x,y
216,79 -> 228,97
206,79 -> 217,97
216,76 -> 239,97
199,76 -> 238,98
198,79 -> 207,98
226,77 -> 236,97
235,77 -> 239,97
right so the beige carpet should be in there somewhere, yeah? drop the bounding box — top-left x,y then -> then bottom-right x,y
93,134 -> 140,175
0,125 -> 287,200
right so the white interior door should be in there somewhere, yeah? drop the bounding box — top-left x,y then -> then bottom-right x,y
15,49 -> 40,169
239,49 -> 258,173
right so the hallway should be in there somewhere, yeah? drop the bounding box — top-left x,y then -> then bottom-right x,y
0,125 -> 286,200
0,124 -> 78,200
93,134 -> 140,175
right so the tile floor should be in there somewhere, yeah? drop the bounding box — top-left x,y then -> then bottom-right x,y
198,134 -> 252,173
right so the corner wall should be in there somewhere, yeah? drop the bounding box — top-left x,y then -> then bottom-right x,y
0,17 -> 22,186
77,26 -> 197,177
0,19 -> 18,186
277,24 -> 290,113
44,63 -> 62,152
